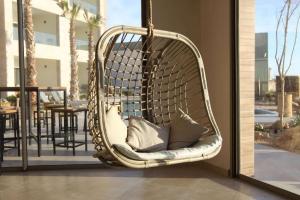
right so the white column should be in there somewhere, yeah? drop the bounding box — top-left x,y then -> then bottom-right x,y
58,16 -> 71,94
0,0 -> 15,88
97,0 -> 106,37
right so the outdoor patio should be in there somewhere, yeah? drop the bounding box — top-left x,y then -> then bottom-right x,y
255,144 -> 300,195
1,112 -> 99,168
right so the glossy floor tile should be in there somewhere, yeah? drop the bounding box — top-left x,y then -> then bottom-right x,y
0,163 -> 289,200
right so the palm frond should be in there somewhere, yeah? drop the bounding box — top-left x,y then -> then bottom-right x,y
94,14 -> 103,25
71,3 -> 81,18
57,0 -> 69,17
83,9 -> 89,22
85,13 -> 102,29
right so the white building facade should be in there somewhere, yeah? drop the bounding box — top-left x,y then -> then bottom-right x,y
0,0 -> 106,95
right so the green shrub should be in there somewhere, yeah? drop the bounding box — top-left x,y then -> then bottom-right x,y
265,91 -> 275,98
255,123 -> 264,132
80,94 -> 87,100
122,90 -> 134,96
6,95 -> 17,106
289,115 -> 300,127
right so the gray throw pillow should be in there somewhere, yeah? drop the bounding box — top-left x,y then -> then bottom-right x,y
168,109 -> 209,150
127,117 -> 170,152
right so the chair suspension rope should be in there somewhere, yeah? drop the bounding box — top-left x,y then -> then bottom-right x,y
147,0 -> 154,39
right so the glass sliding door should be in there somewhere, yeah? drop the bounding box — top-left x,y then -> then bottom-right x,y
239,0 -> 300,196
0,0 -> 23,169
1,0 -> 141,170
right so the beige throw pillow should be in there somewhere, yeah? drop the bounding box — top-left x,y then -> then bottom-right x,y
127,117 -> 170,152
106,105 -> 130,148
168,109 -> 209,150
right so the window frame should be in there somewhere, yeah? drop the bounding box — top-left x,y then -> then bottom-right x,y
234,0 -> 300,199
0,0 -> 144,172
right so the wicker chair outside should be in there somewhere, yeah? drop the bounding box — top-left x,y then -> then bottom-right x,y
87,26 -> 222,168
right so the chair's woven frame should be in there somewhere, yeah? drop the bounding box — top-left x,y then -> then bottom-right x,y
88,26 -> 221,168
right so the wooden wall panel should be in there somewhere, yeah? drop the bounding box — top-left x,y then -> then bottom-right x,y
239,0 -> 255,176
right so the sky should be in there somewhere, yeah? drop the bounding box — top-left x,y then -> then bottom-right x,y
256,0 -> 300,78
106,0 -> 141,28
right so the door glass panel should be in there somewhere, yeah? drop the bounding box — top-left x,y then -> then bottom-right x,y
1,0 -> 141,168
239,0 -> 300,195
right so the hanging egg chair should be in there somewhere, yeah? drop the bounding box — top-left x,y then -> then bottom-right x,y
87,0 -> 222,168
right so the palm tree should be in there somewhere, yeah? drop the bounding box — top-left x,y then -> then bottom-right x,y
83,10 -> 103,83
57,0 -> 81,101
24,0 -> 37,103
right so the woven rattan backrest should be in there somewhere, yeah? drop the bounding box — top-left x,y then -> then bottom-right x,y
88,26 -> 219,151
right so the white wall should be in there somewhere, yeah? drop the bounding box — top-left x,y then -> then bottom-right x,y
0,0 -> 15,87
33,10 -> 57,34
58,16 -> 71,90
78,62 -> 88,89
36,59 -> 60,87
76,21 -> 88,40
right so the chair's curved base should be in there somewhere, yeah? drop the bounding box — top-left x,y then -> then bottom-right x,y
93,141 -> 222,169
94,154 -> 119,167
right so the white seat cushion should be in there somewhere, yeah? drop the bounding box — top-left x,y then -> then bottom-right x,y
127,117 -> 170,152
114,135 -> 222,161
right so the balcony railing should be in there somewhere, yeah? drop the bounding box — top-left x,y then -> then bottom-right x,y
13,25 -> 18,40
35,32 -> 58,46
70,0 -> 97,15
76,39 -> 88,50
13,25 -> 58,46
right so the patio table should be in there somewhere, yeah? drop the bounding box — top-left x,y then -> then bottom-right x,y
0,87 -> 67,156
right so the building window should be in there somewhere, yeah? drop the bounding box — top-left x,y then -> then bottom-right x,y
14,68 -> 20,86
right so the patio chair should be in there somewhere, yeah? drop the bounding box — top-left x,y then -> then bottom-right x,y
33,92 -> 50,127
0,108 -> 20,160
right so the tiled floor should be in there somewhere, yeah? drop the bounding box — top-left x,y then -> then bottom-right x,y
1,115 -> 298,199
2,135 -> 98,167
0,163 -> 289,200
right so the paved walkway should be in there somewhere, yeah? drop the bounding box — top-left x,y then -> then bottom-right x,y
255,144 -> 300,195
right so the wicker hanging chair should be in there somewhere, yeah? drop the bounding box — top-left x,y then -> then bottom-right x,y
87,1 -> 222,168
